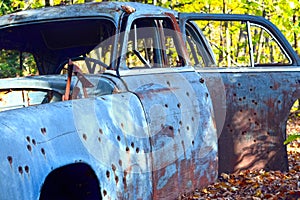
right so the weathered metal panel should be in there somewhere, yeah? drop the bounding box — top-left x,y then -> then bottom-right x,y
0,92 -> 154,199
73,93 -> 153,199
122,70 -> 218,198
201,69 -> 300,173
0,2 -> 177,29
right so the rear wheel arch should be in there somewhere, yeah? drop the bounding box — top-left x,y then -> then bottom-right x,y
39,162 -> 102,200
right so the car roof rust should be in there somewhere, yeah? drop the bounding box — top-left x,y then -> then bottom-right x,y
0,2 -> 176,28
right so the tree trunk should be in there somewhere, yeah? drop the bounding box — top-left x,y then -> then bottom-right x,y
45,0 -> 50,7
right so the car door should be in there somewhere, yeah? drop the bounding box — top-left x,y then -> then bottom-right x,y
118,14 -> 218,198
179,13 -> 300,173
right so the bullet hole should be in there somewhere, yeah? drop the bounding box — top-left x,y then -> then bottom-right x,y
177,103 -> 181,108
123,177 -> 126,184
250,88 -> 253,92
115,176 -> 119,184
41,148 -> 46,155
26,136 -> 30,142
278,100 -> 281,104
119,159 -> 122,166
248,118 -> 251,122
192,117 -> 194,121
199,78 -> 205,83
120,123 -> 124,129
230,129 -> 233,133
233,93 -> 237,97
178,129 -> 181,133
98,137 -> 101,142
126,147 -> 130,152
112,164 -> 116,171
243,97 -> 246,100
99,128 -> 103,134
186,92 -> 190,97
238,83 -> 241,86
164,104 -> 168,108
239,98 -> 242,101
27,145 -> 32,152
18,166 -> 23,174
240,109 -> 243,113
242,131 -> 247,135
103,190 -> 107,196
41,128 -> 46,135
169,126 -> 174,131
82,134 -> 87,140
270,86 -> 273,89
117,135 -> 121,141
192,140 -> 194,145
131,142 -> 134,148
254,139 -> 256,143
254,112 -> 257,116
267,131 -> 270,135
136,147 -> 140,153
186,126 -> 190,131
7,156 -> 12,165
206,93 -> 209,98
166,81 -> 170,86
24,166 -> 29,174
100,97 -> 106,101
179,121 -> 183,126
106,171 -> 110,178
255,121 -> 260,126
32,139 -> 36,145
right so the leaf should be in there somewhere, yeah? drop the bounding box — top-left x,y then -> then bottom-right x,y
284,134 -> 300,145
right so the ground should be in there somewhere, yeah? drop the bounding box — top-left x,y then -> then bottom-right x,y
179,111 -> 300,200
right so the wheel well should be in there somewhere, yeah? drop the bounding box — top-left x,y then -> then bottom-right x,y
39,163 -> 101,200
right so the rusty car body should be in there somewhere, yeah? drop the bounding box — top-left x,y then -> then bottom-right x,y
0,2 -> 299,199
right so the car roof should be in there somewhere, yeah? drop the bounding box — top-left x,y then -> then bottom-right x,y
0,2 -> 177,28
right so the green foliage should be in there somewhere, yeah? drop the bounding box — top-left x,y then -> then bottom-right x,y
0,50 -> 37,78
0,0 -> 15,15
0,50 -> 21,78
284,133 -> 300,145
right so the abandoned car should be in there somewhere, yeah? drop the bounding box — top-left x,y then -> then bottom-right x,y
0,1 -> 300,199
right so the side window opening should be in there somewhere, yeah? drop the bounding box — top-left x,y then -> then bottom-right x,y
126,17 -> 184,69
250,23 -> 291,66
0,49 -> 37,78
186,20 -> 291,68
